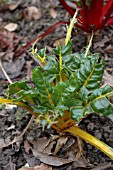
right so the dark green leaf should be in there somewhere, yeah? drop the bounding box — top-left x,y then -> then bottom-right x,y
70,106 -> 85,122
89,86 -> 113,115
76,54 -> 104,90
8,81 -> 30,96
52,82 -> 67,105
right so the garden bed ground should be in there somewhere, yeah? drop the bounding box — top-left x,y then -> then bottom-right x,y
0,0 -> 113,169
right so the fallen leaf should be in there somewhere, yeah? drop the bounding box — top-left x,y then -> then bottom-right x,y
94,36 -> 111,49
0,29 -> 22,50
31,137 -> 74,166
31,137 -> 55,155
71,157 -> 92,169
50,8 -> 57,18
105,45 -> 113,53
0,56 -> 25,80
23,6 -> 41,21
4,23 -> 18,32
32,137 -> 48,152
8,0 -> 22,10
4,157 -> 16,170
53,136 -> 68,155
32,150 -> 74,166
18,163 -> 52,170
24,140 -> 31,154
103,71 -> 113,87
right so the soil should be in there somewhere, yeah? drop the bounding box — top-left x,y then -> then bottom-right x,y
0,0 -> 113,170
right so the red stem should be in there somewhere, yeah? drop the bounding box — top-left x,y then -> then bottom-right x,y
14,21 -> 69,58
59,0 -> 75,17
101,0 -> 113,29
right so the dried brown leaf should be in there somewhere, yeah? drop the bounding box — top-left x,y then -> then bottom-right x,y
32,150 -> 74,166
53,136 -> 68,155
0,56 -> 25,80
105,45 -> 113,53
18,163 -> 52,170
94,36 -> 110,49
31,137 -> 74,166
103,71 -> 113,87
31,136 -> 56,155
32,137 -> 48,152
23,6 -> 41,21
24,140 -> 31,154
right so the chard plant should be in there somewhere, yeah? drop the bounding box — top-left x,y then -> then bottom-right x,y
1,13 -> 113,160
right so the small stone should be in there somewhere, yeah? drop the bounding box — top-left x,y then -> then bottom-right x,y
87,123 -> 95,131
94,130 -> 102,140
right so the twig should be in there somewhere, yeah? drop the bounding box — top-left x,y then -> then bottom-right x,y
0,59 -> 12,84
0,115 -> 34,149
19,115 -> 34,138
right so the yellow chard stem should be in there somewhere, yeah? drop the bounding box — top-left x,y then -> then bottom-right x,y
0,98 -> 38,117
84,33 -> 93,58
65,10 -> 78,46
64,126 -> 113,160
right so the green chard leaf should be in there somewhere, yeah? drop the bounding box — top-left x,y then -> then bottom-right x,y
52,82 -> 67,105
32,66 -> 52,95
70,106 -> 86,122
71,86 -> 113,122
76,53 -> 104,90
32,66 -> 54,108
44,55 -> 59,83
89,86 -> 113,115
8,81 -> 30,96
33,48 -> 46,65
8,81 -> 36,104
53,41 -> 72,57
